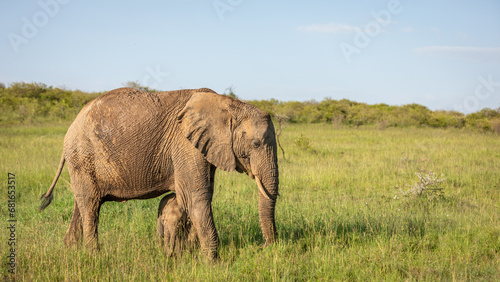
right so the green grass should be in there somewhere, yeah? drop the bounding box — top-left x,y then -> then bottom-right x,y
1,123 -> 499,280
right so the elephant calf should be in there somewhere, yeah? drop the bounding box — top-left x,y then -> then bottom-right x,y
157,193 -> 198,256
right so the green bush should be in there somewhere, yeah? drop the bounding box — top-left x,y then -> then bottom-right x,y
0,82 -> 101,124
2,82 -> 499,133
464,108 -> 500,131
428,111 -> 465,128
293,134 -> 317,154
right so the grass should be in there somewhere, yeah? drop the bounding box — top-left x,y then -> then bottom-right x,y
1,122 -> 499,280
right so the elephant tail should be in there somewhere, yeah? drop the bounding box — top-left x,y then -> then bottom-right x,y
38,154 -> 65,212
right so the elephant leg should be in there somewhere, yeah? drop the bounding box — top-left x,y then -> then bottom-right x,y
190,165 -> 215,255
157,216 -> 165,244
165,221 -> 180,257
185,219 -> 199,252
158,194 -> 185,257
189,197 -> 218,261
173,154 -> 217,260
163,213 -> 178,257
64,201 -> 83,247
157,195 -> 169,244
74,194 -> 102,251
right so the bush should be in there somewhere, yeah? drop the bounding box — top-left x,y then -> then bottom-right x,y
395,170 -> 446,200
491,118 -> 500,134
293,134 -> 317,154
0,82 -> 101,124
428,111 -> 465,128
2,82 -> 499,133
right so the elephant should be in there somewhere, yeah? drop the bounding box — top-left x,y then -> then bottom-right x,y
38,87 -> 280,260
157,193 -> 198,256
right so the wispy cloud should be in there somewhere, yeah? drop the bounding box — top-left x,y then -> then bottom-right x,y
414,46 -> 500,63
297,23 -> 359,34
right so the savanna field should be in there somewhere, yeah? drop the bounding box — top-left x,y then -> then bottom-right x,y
1,121 -> 499,281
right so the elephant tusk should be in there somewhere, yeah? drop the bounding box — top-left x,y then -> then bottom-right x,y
248,171 -> 255,179
255,176 -> 276,201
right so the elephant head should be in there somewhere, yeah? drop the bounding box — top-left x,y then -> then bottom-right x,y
177,92 -> 279,244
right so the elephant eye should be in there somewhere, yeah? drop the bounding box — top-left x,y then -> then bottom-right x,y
252,140 -> 261,148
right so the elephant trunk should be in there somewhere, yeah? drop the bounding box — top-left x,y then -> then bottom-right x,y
255,169 -> 278,245
248,120 -> 280,245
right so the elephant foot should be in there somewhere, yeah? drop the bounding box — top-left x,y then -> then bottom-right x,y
83,236 -> 100,252
64,232 -> 82,248
205,251 -> 219,263
199,244 -> 219,262
164,246 -> 177,258
86,243 -> 101,253
63,237 -> 80,249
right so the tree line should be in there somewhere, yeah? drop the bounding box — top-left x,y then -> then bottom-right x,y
1,82 -> 499,133
248,98 -> 500,133
0,82 -> 102,124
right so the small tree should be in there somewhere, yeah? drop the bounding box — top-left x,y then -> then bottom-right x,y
274,114 -> 289,161
395,170 -> 446,200
122,81 -> 156,92
224,86 -> 238,99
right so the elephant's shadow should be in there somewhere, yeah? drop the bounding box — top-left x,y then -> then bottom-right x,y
215,207 -> 266,249
214,207 -> 330,249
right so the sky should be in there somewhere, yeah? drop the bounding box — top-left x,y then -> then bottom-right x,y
1,0 -> 500,113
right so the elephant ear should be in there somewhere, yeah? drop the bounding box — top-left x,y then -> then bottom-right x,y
177,91 -> 237,172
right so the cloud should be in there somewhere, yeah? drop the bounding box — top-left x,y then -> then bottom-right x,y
414,46 -> 500,63
297,23 -> 359,34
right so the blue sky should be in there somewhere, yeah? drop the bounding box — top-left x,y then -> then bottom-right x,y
1,0 -> 499,113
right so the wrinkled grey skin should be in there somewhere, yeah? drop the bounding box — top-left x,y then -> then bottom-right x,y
39,87 -> 279,260
157,193 -> 198,256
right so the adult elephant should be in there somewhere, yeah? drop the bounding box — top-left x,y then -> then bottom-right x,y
38,87 -> 279,260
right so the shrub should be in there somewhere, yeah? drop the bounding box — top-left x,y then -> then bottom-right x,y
395,170 -> 446,200
293,134 -> 317,154
0,82 -> 102,124
1,81 -> 499,133
491,118 -> 500,134
428,111 -> 465,128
